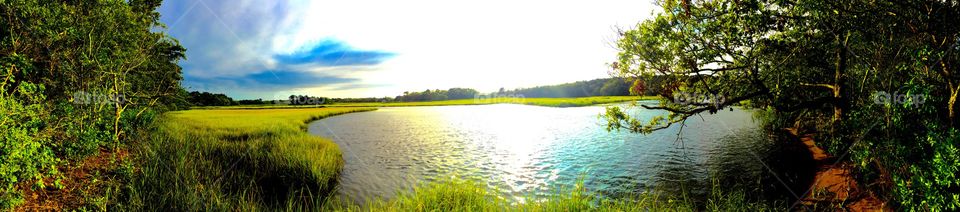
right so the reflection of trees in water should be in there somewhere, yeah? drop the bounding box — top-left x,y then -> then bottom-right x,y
653,147 -> 707,196
756,132 -> 817,204
705,128 -> 817,204
609,144 -> 708,202
708,128 -> 769,189
555,144 -> 707,201
625,128 -> 817,204
584,148 -> 705,201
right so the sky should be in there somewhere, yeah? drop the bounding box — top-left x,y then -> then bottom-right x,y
158,0 -> 659,99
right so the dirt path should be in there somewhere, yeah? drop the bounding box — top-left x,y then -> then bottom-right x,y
786,128 -> 888,211
15,148 -> 129,211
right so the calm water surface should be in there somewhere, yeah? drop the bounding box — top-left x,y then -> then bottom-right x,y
308,102 -> 778,204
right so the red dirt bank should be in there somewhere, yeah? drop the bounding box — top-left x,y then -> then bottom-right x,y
787,128 -> 888,211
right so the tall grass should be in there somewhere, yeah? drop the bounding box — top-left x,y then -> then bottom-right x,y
126,108 -> 375,210
331,178 -> 784,211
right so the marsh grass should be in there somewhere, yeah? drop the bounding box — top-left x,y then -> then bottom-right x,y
127,108 -> 375,210
329,178 -> 785,212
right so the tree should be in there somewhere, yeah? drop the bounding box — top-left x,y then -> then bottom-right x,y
1,0 -> 186,207
605,0 -> 960,209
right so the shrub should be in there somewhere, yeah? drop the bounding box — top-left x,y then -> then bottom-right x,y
0,82 -> 59,208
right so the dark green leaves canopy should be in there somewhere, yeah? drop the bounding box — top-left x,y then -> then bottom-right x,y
608,0 -> 959,209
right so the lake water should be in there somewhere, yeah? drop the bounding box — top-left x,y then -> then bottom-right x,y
308,102 -> 787,204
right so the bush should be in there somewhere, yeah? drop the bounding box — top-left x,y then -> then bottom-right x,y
0,82 -> 59,208
892,129 -> 960,210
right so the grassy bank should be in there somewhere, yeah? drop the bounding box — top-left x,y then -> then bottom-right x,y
126,107 -> 375,210
326,179 -> 783,211
196,96 -> 655,110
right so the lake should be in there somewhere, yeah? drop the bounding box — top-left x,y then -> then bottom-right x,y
308,102 -> 788,204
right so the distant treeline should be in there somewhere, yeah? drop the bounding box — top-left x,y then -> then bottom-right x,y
187,91 -> 236,106
199,77 -> 670,106
330,97 -> 392,103
503,77 -> 669,98
504,78 -> 628,98
288,95 -> 328,105
388,78 -> 668,102
185,92 -> 393,106
394,88 -> 479,102
185,91 -> 274,106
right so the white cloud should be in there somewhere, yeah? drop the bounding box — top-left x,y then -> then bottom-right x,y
281,0 -> 658,97
162,0 -> 659,98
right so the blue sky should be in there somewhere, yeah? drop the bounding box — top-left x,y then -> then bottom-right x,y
158,0 -> 656,99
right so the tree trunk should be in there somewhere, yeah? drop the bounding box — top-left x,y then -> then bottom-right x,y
949,82 -> 959,126
833,34 -> 850,124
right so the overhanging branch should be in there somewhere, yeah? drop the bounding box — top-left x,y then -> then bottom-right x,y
641,89 -> 769,114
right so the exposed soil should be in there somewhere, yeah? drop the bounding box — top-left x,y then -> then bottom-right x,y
15,148 -> 130,211
786,128 -> 888,211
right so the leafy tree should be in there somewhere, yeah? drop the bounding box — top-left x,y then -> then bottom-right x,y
606,0 -> 959,209
0,0 -> 185,207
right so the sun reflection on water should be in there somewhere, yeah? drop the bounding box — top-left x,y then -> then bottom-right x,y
310,103 -> 768,205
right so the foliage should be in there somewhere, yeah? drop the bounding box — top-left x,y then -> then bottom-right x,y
236,98 -> 268,105
606,0 -> 960,209
892,129 -> 960,209
504,78 -> 643,98
0,0 -> 184,209
395,88 -> 479,102
186,91 -> 235,106
0,82 -> 58,208
600,78 -> 631,96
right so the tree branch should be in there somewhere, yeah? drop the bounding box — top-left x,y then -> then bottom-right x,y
641,89 -> 768,114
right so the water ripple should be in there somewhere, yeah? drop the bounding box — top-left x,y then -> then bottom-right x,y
309,103 -> 770,204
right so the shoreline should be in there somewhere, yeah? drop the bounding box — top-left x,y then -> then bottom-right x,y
785,128 -> 888,211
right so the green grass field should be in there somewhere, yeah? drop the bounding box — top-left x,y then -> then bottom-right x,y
194,96 -> 655,110
128,107 -> 375,210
